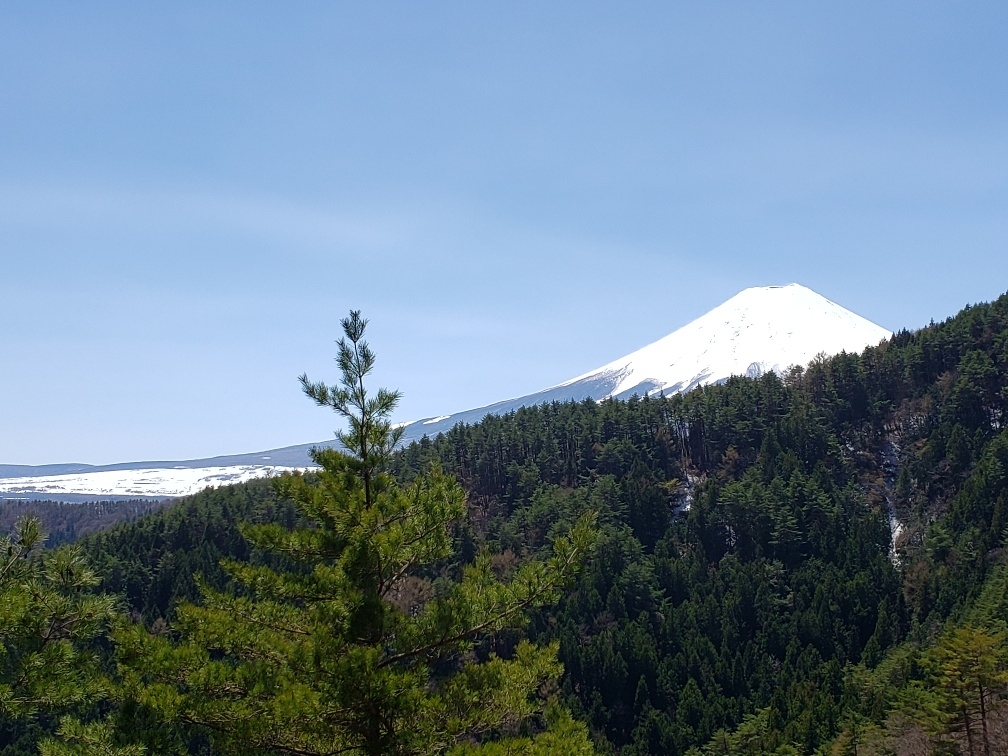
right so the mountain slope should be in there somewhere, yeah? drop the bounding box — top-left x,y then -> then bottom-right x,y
392,283 -> 890,442
1,283 -> 890,498
561,283 -> 890,397
66,287 -> 1008,755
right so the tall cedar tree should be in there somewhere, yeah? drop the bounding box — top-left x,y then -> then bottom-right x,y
110,311 -> 597,755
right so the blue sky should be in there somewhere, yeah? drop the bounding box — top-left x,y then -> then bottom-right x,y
2,2 -> 1007,465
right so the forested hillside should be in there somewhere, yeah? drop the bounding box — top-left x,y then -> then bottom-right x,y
0,499 -> 165,548
386,292 -> 1008,753
3,294 -> 1008,754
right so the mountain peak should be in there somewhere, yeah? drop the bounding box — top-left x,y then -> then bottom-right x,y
558,282 -> 890,401
0,283 -> 892,499
391,283 -> 891,442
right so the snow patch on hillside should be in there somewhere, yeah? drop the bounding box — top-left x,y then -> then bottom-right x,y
0,465 -> 305,499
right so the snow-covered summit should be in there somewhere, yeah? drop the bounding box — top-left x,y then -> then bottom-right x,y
1,283 -> 891,500
382,283 -> 891,443
559,283 -> 892,400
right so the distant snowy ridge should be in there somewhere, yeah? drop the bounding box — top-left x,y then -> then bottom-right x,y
0,444 -> 314,480
0,465 -> 303,499
2,284 -> 891,500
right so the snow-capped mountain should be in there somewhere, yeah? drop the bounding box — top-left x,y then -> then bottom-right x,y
392,283 -> 891,441
558,282 -> 891,400
1,284 -> 891,500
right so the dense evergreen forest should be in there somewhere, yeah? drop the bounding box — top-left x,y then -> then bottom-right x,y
3,294 -> 1008,754
0,500 -> 166,548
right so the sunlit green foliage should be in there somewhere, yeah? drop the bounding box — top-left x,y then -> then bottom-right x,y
0,517 -> 117,720
103,311 -> 596,755
13,290 -> 1008,754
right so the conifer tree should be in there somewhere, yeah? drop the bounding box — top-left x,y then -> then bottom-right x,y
0,516 -> 117,719
113,311 -> 597,755
928,624 -> 1008,756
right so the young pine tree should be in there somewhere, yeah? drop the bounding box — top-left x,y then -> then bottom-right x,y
113,311 -> 597,755
0,516 -> 118,721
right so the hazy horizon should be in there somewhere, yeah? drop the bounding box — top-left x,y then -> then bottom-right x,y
4,3 -> 1007,465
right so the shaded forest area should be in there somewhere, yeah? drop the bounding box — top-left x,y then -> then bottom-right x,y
0,499 -> 167,547
3,292 -> 1008,754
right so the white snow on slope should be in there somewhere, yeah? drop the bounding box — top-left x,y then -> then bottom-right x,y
561,283 -> 891,398
0,465 -> 305,499
4,283 -> 891,500
423,415 -> 452,425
